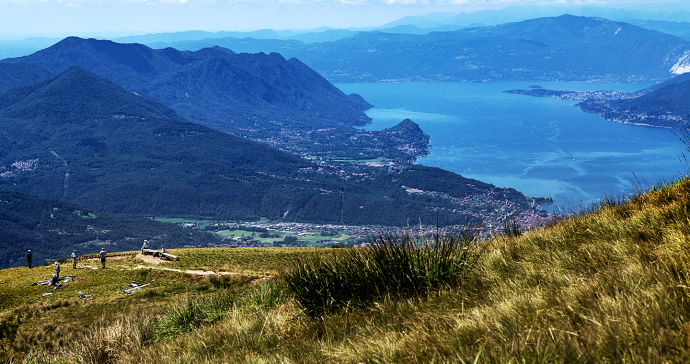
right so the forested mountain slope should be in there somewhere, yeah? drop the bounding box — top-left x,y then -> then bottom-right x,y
2,37 -> 371,132
0,63 -> 51,94
0,67 -> 537,226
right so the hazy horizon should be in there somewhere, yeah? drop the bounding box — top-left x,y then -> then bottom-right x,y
1,1 -> 690,39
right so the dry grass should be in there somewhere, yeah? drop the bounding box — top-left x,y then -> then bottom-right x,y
163,247 -> 333,276
0,250 -> 285,363
6,177 -> 690,363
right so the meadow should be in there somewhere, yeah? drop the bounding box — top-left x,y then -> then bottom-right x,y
3,176 -> 690,363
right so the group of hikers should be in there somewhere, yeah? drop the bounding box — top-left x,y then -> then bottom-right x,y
26,240 -> 167,272
26,242 -> 164,299
27,247 -> 108,271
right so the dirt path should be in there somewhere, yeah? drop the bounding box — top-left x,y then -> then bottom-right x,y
136,253 -> 167,265
82,253 -> 272,278
130,265 -> 240,276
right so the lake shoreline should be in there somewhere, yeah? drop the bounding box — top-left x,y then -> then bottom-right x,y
336,81 -> 684,211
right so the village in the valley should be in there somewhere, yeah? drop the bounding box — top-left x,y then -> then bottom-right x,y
162,194 -> 555,250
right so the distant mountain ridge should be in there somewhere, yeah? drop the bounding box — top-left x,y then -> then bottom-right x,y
379,6 -> 690,29
2,37 -> 372,132
622,19 -> 690,41
155,15 -> 690,83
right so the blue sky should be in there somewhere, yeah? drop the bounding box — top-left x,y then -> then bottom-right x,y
0,0 -> 689,37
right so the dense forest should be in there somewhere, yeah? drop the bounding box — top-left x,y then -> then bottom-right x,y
0,67 -> 543,227
0,63 -> 51,94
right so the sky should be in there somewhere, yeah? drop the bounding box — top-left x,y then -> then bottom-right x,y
0,0 -> 689,38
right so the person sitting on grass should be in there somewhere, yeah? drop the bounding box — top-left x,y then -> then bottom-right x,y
50,274 -> 59,287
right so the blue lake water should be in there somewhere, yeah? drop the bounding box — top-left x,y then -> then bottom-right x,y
336,81 -> 688,210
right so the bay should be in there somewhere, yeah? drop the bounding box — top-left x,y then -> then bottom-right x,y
336,81 -> 687,210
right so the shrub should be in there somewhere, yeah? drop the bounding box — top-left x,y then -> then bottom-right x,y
282,224 -> 483,317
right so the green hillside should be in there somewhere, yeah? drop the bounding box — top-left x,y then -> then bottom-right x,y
2,175 -> 690,362
0,39 -> 550,229
0,66 -> 542,226
0,63 -> 51,94
2,37 -> 373,131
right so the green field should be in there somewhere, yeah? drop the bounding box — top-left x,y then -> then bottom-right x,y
152,218 -> 213,230
215,229 -> 276,238
215,229 -> 351,247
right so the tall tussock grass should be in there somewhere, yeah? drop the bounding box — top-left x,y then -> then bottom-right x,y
282,224 -> 483,317
67,317 -> 154,364
155,289 -> 236,339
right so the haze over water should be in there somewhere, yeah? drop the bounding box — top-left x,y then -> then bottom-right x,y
337,81 -> 687,211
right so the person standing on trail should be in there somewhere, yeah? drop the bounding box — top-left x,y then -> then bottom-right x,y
160,246 -> 166,260
141,240 -> 148,253
26,250 -> 32,269
54,261 -> 61,278
100,248 -> 107,269
71,250 -> 78,269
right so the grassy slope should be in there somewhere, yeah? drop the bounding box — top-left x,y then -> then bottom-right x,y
163,247 -> 333,275
3,177 -> 690,362
0,249 -> 312,361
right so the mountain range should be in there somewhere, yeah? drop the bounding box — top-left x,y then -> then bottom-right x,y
149,15 -> 690,83
0,66 -> 539,226
379,7 -> 690,29
3,7 -> 690,60
621,19 -> 690,41
2,37 -> 372,133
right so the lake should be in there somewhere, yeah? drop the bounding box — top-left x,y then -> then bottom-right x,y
336,81 -> 687,211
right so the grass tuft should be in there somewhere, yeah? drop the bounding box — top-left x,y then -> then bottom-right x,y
282,223 -> 482,317
155,289 -> 236,340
